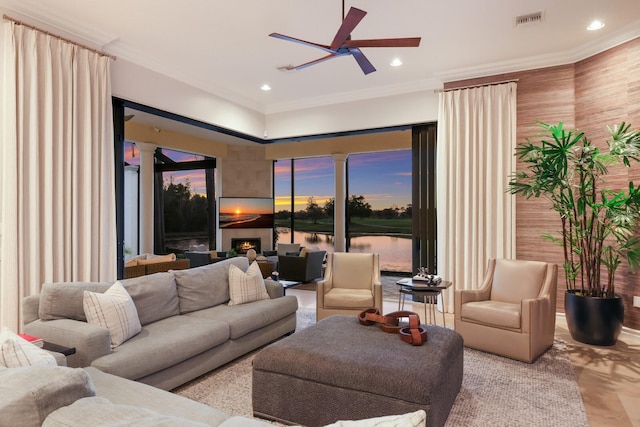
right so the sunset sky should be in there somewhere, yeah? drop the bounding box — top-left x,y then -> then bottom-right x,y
219,197 -> 273,215
274,150 -> 411,211
125,143 -> 411,212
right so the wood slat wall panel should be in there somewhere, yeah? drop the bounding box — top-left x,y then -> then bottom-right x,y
444,37 -> 640,329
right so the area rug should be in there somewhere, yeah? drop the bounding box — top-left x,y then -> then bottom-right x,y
174,308 -> 588,427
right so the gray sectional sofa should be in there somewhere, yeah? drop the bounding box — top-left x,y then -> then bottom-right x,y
1,364 -> 426,426
21,257 -> 298,391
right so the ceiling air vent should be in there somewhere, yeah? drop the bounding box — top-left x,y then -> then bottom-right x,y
515,11 -> 544,26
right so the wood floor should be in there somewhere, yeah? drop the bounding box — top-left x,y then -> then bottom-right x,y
287,286 -> 640,427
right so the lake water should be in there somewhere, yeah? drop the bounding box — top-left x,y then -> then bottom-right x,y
279,228 -> 412,273
166,228 -> 413,273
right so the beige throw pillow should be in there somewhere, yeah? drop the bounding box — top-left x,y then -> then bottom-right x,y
0,327 -> 57,367
83,281 -> 142,348
228,262 -> 270,306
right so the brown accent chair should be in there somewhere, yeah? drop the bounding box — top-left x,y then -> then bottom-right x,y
316,252 -> 382,321
454,258 -> 557,363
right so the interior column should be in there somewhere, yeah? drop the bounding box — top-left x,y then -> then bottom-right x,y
333,153 -> 348,252
136,142 -> 157,254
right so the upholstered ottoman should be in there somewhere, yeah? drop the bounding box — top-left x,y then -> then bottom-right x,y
252,315 -> 463,427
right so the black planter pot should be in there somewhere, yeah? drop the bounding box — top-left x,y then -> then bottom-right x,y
564,290 -> 624,346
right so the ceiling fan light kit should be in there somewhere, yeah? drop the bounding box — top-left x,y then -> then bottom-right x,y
269,4 -> 420,75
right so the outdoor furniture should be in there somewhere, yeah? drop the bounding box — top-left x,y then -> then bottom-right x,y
316,252 -> 382,321
124,258 -> 190,278
252,315 -> 463,427
277,250 -> 326,283
454,258 -> 557,363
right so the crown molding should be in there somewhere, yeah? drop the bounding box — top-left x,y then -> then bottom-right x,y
0,1 -> 117,48
434,21 -> 640,83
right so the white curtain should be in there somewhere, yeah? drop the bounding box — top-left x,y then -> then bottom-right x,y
1,22 -> 116,331
436,82 -> 517,313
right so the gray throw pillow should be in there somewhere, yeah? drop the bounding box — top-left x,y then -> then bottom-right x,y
0,366 -> 95,427
173,257 -> 249,313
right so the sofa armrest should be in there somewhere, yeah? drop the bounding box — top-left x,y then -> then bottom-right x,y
264,279 -> 284,299
23,294 -> 41,325
24,319 -> 111,367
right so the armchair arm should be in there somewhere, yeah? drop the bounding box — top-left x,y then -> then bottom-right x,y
316,279 -> 331,309
24,319 -> 111,368
373,281 -> 382,310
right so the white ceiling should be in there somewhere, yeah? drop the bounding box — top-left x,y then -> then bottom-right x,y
2,0 -> 640,135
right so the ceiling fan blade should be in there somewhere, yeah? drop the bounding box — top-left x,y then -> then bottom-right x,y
291,53 -> 341,71
349,48 -> 376,75
330,7 -> 367,50
344,37 -> 421,48
269,33 -> 335,54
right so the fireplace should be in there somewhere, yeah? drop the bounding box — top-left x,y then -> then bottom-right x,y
231,238 -> 261,254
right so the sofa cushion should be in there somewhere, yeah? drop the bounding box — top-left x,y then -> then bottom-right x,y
89,315 -> 229,380
491,259 -> 547,304
42,397 -> 210,427
0,366 -> 95,427
228,262 -> 270,306
119,272 -> 180,325
39,282 -> 112,321
324,288 -> 374,309
461,300 -> 521,329
84,282 -> 142,348
0,327 -> 57,367
84,367 -> 231,425
173,257 -> 250,313
38,275 -> 179,325
187,295 -> 298,340
138,253 -> 177,265
124,259 -> 138,267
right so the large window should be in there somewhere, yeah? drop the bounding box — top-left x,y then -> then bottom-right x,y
154,148 -> 216,254
347,151 -> 412,273
274,157 -> 335,253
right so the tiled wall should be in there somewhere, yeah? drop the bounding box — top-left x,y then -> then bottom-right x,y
219,144 -> 274,251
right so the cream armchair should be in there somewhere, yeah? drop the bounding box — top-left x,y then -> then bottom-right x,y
316,252 -> 382,321
454,258 -> 557,363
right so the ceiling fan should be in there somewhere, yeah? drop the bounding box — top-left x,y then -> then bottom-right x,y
269,1 -> 421,75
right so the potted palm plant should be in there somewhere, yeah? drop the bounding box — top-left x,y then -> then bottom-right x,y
508,121 -> 640,345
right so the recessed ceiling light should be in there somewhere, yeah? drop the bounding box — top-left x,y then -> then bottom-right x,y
260,84 -> 271,91
587,20 -> 605,31
390,58 -> 403,67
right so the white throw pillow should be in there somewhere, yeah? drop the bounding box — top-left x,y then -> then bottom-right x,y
83,281 -> 142,348
228,262 -> 270,306
324,410 -> 426,427
0,327 -> 57,367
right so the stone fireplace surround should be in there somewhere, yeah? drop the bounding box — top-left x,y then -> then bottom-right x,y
231,238 -> 261,254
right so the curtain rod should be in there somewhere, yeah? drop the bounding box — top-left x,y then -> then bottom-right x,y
3,14 -> 116,61
434,78 -> 519,93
